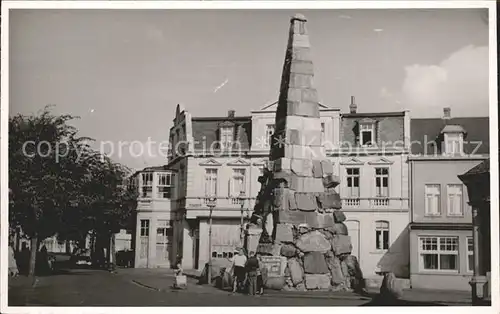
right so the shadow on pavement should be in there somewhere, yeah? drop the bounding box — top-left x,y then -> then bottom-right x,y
360,295 -> 444,306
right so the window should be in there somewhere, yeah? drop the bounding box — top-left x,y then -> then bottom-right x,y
375,221 -> 389,250
141,172 -> 153,198
140,219 -> 150,237
139,220 -> 150,259
320,122 -> 325,143
467,237 -> 474,272
266,124 -> 275,147
157,173 -> 173,199
447,184 -> 463,216
375,168 -> 389,197
419,236 -> 458,271
156,220 -> 172,263
220,126 -> 234,149
424,184 -> 441,216
204,168 -> 218,196
346,168 -> 360,197
444,133 -> 463,155
230,169 -> 246,196
360,123 -> 374,146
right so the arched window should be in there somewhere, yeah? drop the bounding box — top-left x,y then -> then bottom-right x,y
375,220 -> 389,250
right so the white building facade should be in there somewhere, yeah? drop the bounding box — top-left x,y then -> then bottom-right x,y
163,101 -> 411,280
132,166 -> 176,268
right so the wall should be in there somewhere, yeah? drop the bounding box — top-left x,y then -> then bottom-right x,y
186,155 -> 264,201
411,159 -> 484,223
344,211 -> 410,278
337,154 -> 407,202
134,211 -> 173,268
410,228 -> 473,290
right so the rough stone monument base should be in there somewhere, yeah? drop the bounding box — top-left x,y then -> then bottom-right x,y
245,13 -> 364,292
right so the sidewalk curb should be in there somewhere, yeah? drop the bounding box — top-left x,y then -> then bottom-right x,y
131,280 -> 161,292
260,293 -> 371,301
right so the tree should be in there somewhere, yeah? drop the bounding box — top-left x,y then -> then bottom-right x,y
9,107 -> 95,276
10,106 -> 138,276
56,151 -> 138,268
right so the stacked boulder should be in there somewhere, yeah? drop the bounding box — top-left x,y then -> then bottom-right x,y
250,163 -> 362,292
245,14 -> 364,292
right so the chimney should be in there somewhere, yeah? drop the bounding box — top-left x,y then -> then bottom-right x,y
228,110 -> 235,118
349,96 -> 357,114
443,107 -> 451,120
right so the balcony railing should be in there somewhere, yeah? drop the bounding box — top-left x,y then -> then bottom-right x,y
341,197 -> 408,210
371,197 -> 390,207
185,196 -> 256,210
176,196 -> 405,212
342,198 -> 361,207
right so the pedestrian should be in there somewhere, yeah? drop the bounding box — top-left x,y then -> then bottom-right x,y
256,255 -> 264,295
231,249 -> 247,293
8,241 -> 19,277
39,245 -> 49,274
245,251 -> 260,296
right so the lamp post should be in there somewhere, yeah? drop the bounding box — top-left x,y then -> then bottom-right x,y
206,197 -> 217,285
238,191 -> 246,245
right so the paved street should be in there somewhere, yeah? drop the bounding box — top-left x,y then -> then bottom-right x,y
7,265 -> 472,307
8,267 -> 370,306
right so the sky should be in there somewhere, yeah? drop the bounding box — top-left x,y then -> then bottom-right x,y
8,8 -> 490,169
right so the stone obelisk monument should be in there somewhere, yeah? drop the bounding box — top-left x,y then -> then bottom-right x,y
246,14 -> 363,292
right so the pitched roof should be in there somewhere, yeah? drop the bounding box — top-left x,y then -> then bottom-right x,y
410,117 -> 490,155
341,111 -> 405,118
130,165 -> 172,178
461,159 -> 490,176
440,124 -> 467,134
191,116 -> 252,150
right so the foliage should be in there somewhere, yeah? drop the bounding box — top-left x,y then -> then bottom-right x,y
9,106 -> 138,273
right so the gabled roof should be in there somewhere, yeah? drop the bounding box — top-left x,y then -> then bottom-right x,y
410,117 -> 489,155
255,101 -> 333,112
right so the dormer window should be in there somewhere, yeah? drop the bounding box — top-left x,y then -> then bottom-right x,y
440,124 -> 466,156
359,121 -> 375,147
220,126 -> 234,149
266,124 -> 275,147
444,133 -> 464,155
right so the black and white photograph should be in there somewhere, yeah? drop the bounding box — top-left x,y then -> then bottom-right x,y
1,0 -> 498,311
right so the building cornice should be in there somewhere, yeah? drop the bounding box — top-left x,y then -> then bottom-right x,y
408,154 -> 489,161
409,222 -> 472,231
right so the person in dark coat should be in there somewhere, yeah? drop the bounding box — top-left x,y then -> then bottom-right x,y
245,251 -> 260,296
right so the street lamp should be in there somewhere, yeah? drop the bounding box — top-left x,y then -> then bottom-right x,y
238,191 -> 246,245
206,197 -> 217,285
